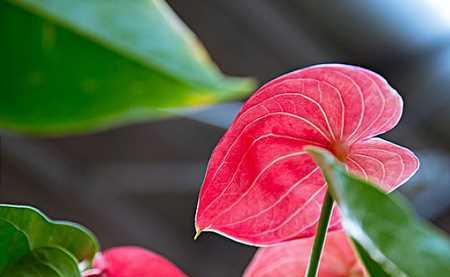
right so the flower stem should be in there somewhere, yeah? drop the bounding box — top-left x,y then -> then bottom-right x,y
305,190 -> 334,277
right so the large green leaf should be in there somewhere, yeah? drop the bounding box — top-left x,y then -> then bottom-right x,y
3,247 -> 80,277
0,204 -> 99,274
1,0 -> 255,135
306,146 -> 450,277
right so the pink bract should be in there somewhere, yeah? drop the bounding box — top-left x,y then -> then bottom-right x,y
90,246 -> 187,277
244,230 -> 367,277
195,64 -> 419,246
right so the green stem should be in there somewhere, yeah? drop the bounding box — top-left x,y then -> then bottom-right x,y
305,190 -> 334,277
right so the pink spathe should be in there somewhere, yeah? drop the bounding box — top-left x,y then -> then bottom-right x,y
195,64 -> 419,246
244,231 -> 366,277
91,246 -> 187,277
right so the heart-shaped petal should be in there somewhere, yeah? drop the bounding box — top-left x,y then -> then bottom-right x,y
91,246 -> 187,277
195,64 -> 418,246
243,231 -> 366,277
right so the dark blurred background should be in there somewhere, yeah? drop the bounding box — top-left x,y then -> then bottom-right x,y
2,1 -> 450,276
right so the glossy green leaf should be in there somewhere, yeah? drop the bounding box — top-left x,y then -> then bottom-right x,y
351,239 -> 390,277
306,146 -> 450,277
0,204 -> 99,273
0,219 -> 30,272
3,247 -> 81,277
1,0 -> 255,135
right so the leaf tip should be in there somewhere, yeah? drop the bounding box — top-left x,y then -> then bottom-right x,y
304,145 -> 334,165
303,145 -> 324,155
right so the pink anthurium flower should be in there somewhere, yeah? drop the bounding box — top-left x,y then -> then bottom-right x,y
83,246 -> 188,277
244,230 -> 367,277
195,64 -> 419,246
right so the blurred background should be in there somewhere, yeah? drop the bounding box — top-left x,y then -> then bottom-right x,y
2,0 -> 450,276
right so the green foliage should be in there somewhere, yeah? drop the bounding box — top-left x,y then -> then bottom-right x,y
3,247 -> 80,277
0,205 -> 99,276
351,239 -> 390,277
306,146 -> 450,277
0,0 -> 255,135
